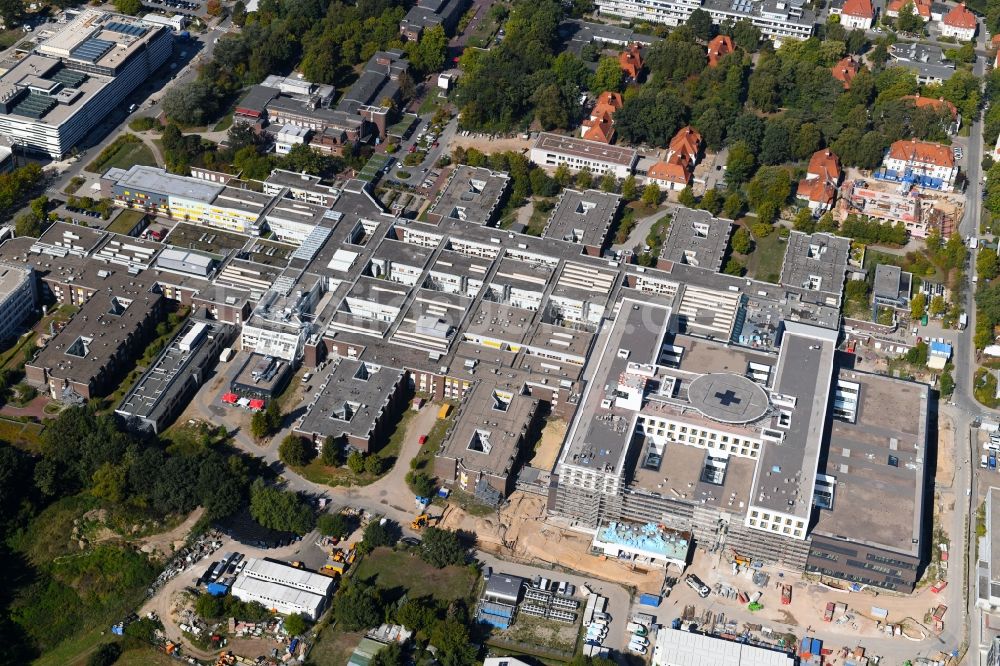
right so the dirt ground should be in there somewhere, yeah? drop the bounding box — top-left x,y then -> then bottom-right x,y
530,418 -> 566,471
138,507 -> 205,558
936,414 -> 955,488
447,133 -> 532,155
226,634 -> 286,661
439,492 -> 663,591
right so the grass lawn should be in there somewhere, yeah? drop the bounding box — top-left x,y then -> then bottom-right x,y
295,459 -> 376,488
213,113 -> 234,132
410,407 -> 453,475
105,209 -> 146,235
353,547 -> 477,602
307,629 -> 365,666
84,140 -> 157,173
0,28 -> 22,50
745,231 -> 786,283
418,92 -> 447,115
113,647 -> 177,666
0,418 -> 45,451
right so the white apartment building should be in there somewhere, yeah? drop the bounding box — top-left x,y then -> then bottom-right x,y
594,0 -> 815,41
881,139 -> 958,190
530,132 -> 637,179
0,262 -> 37,341
0,11 -> 172,158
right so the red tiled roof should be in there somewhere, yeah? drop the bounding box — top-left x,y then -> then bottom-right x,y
648,152 -> 692,184
595,91 -> 624,110
888,139 -> 955,167
842,0 -> 874,18
806,149 -> 841,183
887,0 -> 931,18
669,126 -> 702,158
832,57 -> 859,89
619,44 -> 644,79
901,95 -> 958,119
583,120 -> 615,143
707,35 -> 734,67
943,2 -> 976,28
797,177 -> 836,205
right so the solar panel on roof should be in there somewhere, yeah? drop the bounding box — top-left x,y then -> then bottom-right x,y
10,92 -> 57,119
291,224 -> 333,263
105,21 -> 148,36
49,67 -> 87,88
71,38 -> 115,63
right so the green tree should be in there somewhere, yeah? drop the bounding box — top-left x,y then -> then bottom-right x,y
599,172 -> 617,193
409,25 -> 447,74
896,2 -> 924,33
940,371 -> 955,396
317,512 -> 353,538
686,8 -> 713,40
14,211 -> 42,238
592,56 -> 624,93
746,166 -> 792,214
249,479 -> 316,534
396,597 -> 437,632
614,89 -> 687,146
0,0 -> 22,27
321,436 -> 342,466
730,19 -> 761,51
335,582 -> 384,630
347,451 -> 365,473
419,527 -> 468,567
910,291 -> 927,319
284,613 -> 309,637
195,593 -> 225,619
621,174 -> 638,200
929,294 -> 947,316
250,411 -> 269,440
364,454 -> 385,475
361,519 -> 398,550
642,183 -> 661,207
722,193 -> 745,219
279,435 -> 313,467
678,186 -> 696,207
725,141 -> 756,188
731,226 -> 752,254
575,168 -> 594,190
113,0 -> 142,13
979,249 -> 1000,282
699,188 -> 723,215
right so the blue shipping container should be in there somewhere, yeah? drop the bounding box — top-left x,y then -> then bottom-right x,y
811,638 -> 822,654
206,582 -> 229,596
991,455 -> 997,470
288,638 -> 299,654
639,593 -> 661,607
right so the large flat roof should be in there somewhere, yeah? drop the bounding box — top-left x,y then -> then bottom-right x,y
811,370 -> 928,556
295,358 -> 404,442
660,208 -> 732,273
108,165 -> 225,203
533,132 -> 638,167
653,628 -> 795,666
429,165 -> 509,224
779,231 -> 850,304
751,323 -> 837,519
542,188 -> 620,249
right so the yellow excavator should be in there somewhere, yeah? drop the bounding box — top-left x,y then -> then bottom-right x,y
411,514 -> 429,530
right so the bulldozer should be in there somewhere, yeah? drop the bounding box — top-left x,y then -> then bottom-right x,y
411,514 -> 430,530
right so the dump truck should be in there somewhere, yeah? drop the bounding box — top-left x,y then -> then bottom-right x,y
824,602 -> 835,622
781,584 -> 792,605
319,563 -> 344,577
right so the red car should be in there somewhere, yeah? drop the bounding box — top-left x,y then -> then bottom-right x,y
418,435 -> 428,445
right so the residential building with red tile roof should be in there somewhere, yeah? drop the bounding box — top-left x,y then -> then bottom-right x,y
796,149 -> 842,213
832,57 -> 860,89
619,44 -> 644,80
886,0 -> 931,20
668,126 -> 701,161
647,152 -> 692,191
881,139 -> 958,190
900,95 -> 959,123
838,0 -> 875,29
707,35 -> 734,67
580,91 -> 624,144
939,2 -> 976,40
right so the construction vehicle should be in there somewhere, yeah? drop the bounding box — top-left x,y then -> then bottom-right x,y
781,584 -> 792,605
412,514 -> 430,530
319,563 -> 344,577
346,546 -> 357,564
290,561 -> 304,569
